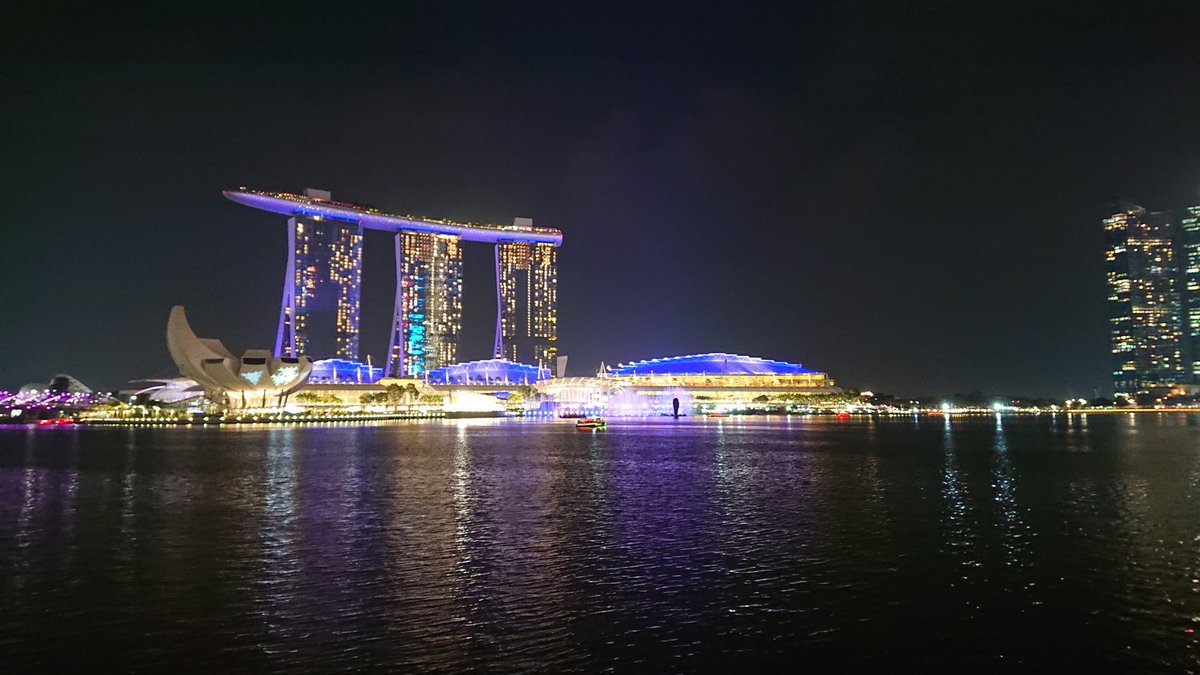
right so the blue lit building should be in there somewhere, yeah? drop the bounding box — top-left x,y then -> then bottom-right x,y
425,358 -> 549,386
609,353 -> 824,378
309,358 -> 383,384
538,353 -> 837,416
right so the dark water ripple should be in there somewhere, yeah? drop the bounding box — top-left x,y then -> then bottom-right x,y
3,415 -> 1200,670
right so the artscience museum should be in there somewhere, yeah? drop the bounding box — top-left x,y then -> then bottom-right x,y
166,306 -> 313,409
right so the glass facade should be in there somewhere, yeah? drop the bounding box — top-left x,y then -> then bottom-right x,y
1182,206 -> 1200,380
386,232 -> 463,378
1103,202 -> 1183,394
278,215 -> 363,360
497,241 -> 558,368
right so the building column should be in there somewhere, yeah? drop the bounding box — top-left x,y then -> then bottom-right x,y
493,243 -> 504,359
385,234 -> 405,378
274,221 -> 297,358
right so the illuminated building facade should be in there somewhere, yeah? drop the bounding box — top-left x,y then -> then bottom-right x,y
386,232 -> 463,378
1103,201 -> 1183,394
227,188 -> 562,372
309,358 -> 384,384
425,358 -> 550,386
1182,206 -> 1200,380
276,189 -> 363,360
537,353 -> 837,416
495,235 -> 558,368
607,353 -> 834,390
167,306 -> 313,409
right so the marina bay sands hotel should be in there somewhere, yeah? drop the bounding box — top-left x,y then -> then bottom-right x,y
224,188 -> 561,377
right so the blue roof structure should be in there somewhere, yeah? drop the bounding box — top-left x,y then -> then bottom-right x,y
426,359 -> 550,385
310,358 -> 383,384
609,353 -> 820,377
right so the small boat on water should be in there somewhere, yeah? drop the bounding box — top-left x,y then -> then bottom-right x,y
576,417 -> 606,430
706,412 -> 729,418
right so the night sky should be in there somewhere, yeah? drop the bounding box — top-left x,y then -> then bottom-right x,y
4,2 -> 1200,397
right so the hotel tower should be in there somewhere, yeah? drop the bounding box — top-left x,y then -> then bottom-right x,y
495,232 -> 558,369
386,232 -> 464,378
225,187 -> 562,376
276,189 -> 363,361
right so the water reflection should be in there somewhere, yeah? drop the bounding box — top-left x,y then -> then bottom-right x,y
941,415 -> 971,558
991,414 -> 1030,572
2,417 -> 1200,670
259,427 -> 298,645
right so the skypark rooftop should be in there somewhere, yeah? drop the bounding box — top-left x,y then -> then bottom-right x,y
224,188 -> 563,246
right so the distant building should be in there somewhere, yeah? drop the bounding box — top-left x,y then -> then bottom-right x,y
1181,206 -> 1200,380
128,378 -> 205,405
1103,201 -> 1184,395
386,232 -> 463,378
495,236 -> 558,369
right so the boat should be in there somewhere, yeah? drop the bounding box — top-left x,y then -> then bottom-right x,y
576,417 -> 606,430
706,412 -> 729,418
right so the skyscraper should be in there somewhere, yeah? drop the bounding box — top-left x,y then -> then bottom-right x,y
276,189 -> 363,360
385,232 -> 463,378
1103,201 -> 1183,395
1181,206 -> 1200,380
495,235 -> 557,368
227,187 -> 563,373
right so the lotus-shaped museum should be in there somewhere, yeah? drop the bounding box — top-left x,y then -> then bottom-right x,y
166,306 -> 313,408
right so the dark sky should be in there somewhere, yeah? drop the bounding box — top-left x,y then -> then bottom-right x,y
3,1 -> 1200,397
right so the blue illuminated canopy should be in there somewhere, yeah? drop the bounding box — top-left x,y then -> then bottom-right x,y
310,358 -> 383,384
608,353 -> 820,377
426,359 -> 550,385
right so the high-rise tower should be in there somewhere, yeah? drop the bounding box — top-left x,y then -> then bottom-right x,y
495,231 -> 557,368
385,232 -> 463,378
1103,201 -> 1183,395
1181,205 -> 1200,380
276,189 -> 363,360
226,187 -> 563,372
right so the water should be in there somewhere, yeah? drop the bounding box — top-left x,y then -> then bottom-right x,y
2,414 -> 1199,671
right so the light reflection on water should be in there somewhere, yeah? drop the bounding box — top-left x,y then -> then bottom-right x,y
2,416 -> 1200,670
